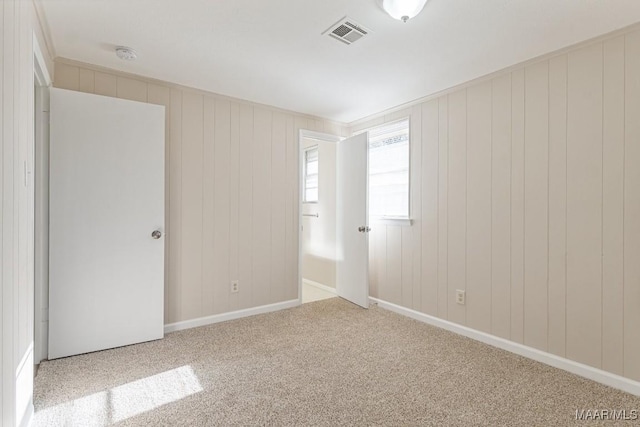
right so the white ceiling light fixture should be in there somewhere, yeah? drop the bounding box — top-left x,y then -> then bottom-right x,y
115,46 -> 137,61
379,0 -> 429,23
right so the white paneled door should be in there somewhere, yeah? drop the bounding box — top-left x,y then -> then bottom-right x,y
336,133 -> 370,308
48,88 -> 165,359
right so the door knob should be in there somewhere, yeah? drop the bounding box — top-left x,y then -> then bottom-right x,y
358,226 -> 371,233
151,230 -> 162,239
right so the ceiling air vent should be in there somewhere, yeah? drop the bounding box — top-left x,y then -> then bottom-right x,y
322,16 -> 370,45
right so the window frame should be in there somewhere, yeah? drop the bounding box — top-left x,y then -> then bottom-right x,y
362,117 -> 412,222
302,145 -> 319,204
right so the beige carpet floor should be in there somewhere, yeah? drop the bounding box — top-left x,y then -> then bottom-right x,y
34,299 -> 640,426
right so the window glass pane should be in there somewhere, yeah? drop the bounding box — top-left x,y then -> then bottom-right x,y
306,160 -> 318,176
303,146 -> 319,203
369,170 -> 409,187
368,119 -> 409,218
305,174 -> 318,190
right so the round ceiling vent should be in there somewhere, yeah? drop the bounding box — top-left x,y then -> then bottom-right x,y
115,46 -> 137,61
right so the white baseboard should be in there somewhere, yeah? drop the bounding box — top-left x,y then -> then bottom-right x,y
302,278 -> 337,295
164,299 -> 301,334
370,297 -> 640,397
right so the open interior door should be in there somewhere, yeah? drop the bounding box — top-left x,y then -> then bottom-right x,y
336,133 -> 369,308
48,88 -> 165,359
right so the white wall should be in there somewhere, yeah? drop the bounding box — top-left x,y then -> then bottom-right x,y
301,138 -> 337,288
354,26 -> 640,382
52,60 -> 348,327
1,0 -> 54,425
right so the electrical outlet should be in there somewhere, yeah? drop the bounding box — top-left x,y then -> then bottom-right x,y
456,290 -> 465,305
231,280 -> 239,293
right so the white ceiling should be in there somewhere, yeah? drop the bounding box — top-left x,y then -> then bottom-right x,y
40,0 -> 640,123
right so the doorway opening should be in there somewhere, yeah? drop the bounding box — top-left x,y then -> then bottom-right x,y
299,131 -> 339,304
297,130 -> 370,308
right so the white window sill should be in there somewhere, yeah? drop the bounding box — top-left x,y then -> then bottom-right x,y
371,217 -> 413,226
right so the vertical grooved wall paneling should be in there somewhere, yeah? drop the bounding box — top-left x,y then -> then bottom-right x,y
353,28 -> 640,382
1,3 -> 14,422
420,100 -> 438,316
547,55 -> 568,358
624,31 -> 640,381
181,91 -> 204,320
238,104 -> 254,310
252,107 -> 272,306
437,97 -> 449,319
116,76 -> 147,102
271,112 -> 287,304
213,99 -> 231,313
368,223 -> 378,298
18,0 -> 32,362
566,44 -> 603,368
283,115 -> 294,301
374,221 -> 387,302
491,74 -> 511,340
168,89 -> 182,322
602,36 -> 625,375
466,81 -> 492,334
229,102 -> 241,310
3,0 -> 54,423
410,104 -> 422,312
447,90 -> 467,326
78,69 -> 94,93
510,68 -> 526,344
95,72 -> 116,97
202,97 -> 215,315
52,61 -> 345,323
385,226 -> 402,305
523,61 -> 549,352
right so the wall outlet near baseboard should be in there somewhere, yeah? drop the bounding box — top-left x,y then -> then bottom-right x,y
456,290 -> 465,305
231,280 -> 239,293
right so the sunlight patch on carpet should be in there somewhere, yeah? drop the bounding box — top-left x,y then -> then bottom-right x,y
35,365 -> 203,426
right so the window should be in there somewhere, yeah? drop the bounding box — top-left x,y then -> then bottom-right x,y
368,119 -> 410,218
303,146 -> 319,203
